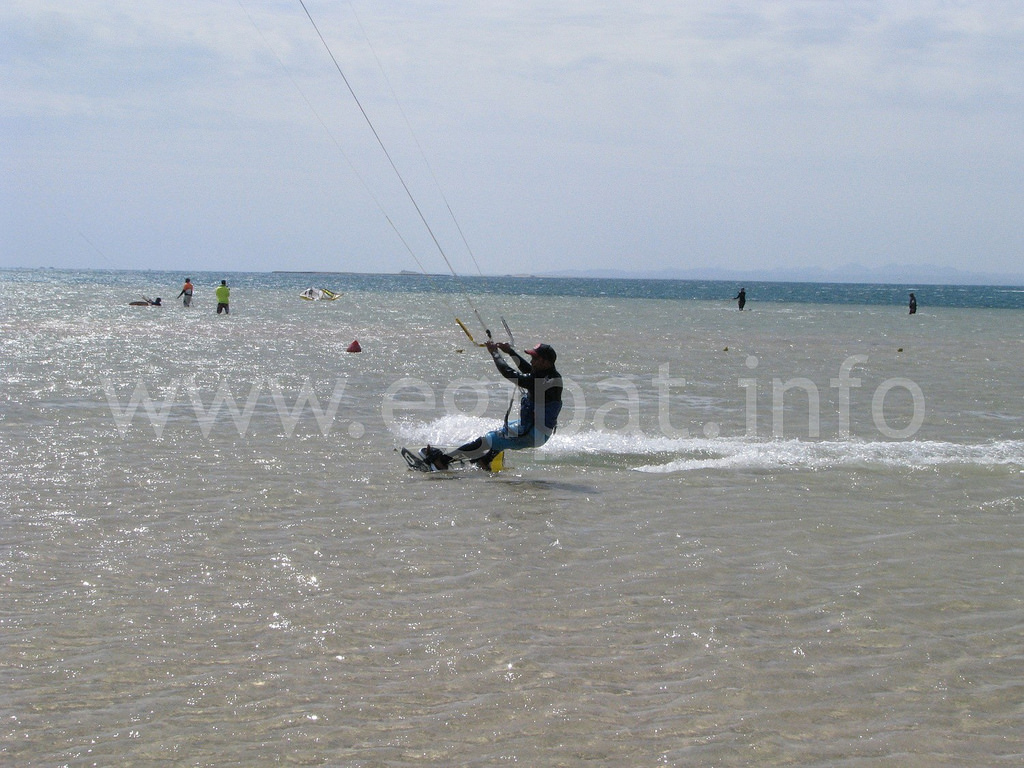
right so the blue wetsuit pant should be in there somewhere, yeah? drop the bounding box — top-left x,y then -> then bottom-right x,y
456,419 -> 552,459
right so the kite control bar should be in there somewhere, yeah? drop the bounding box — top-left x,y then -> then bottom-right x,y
455,318 -> 487,347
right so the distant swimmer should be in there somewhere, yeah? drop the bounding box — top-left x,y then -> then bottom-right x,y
216,280 -> 230,315
908,292 -> 917,315
418,341 -> 563,471
177,277 -> 194,307
129,297 -> 162,306
734,288 -> 747,311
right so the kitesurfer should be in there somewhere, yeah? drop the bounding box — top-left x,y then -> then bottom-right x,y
734,288 -> 747,311
177,277 -> 194,307
216,280 -> 230,315
908,292 -> 917,315
421,341 -> 563,470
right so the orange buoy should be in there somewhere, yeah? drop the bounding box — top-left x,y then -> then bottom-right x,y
346,339 -> 361,353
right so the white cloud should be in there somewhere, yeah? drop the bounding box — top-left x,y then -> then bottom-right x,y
2,1 -> 1024,276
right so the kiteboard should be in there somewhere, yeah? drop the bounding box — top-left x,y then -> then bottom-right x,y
401,447 -> 504,473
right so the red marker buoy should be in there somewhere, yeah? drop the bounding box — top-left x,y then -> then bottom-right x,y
346,339 -> 361,353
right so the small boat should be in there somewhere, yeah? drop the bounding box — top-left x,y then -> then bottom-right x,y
299,287 -> 341,301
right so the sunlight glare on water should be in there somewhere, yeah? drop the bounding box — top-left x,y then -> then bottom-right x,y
1,270 -> 1023,766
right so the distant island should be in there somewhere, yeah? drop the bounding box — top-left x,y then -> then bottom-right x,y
262,265 -> 1024,286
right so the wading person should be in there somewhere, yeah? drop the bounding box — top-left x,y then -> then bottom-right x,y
177,277 -> 194,307
216,280 -> 230,315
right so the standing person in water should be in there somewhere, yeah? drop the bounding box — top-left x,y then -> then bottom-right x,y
216,280 -> 230,315
177,277 -> 194,307
420,341 -> 563,471
734,287 -> 747,311
908,292 -> 917,314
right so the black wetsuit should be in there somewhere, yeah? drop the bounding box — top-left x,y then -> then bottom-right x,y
452,348 -> 563,461
491,348 -> 563,437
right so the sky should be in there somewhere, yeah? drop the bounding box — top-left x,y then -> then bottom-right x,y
3,0 -> 1024,280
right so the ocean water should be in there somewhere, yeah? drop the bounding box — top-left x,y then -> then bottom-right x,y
2,269 -> 1023,766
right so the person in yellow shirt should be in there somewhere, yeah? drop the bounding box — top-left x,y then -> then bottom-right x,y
216,280 -> 230,315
